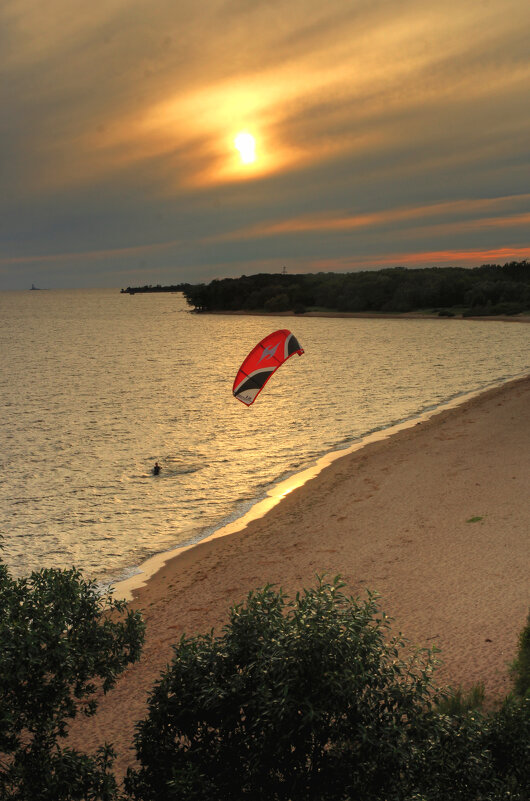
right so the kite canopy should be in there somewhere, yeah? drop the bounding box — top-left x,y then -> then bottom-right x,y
233,329 -> 304,406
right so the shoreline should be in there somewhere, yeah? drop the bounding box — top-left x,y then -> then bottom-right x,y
68,373 -> 530,775
202,309 -> 530,322
112,373 -> 527,603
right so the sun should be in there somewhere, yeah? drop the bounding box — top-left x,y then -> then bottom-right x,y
234,131 -> 256,164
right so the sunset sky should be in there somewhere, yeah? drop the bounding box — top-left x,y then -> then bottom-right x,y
1,0 -> 529,289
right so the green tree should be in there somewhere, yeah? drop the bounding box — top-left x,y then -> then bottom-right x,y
264,292 -> 290,312
178,262 -> 530,314
125,578 -> 440,801
407,696 -> 530,801
0,557 -> 144,800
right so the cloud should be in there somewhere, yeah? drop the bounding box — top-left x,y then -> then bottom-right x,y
0,0 -> 529,288
315,246 -> 530,272
214,195 -> 530,240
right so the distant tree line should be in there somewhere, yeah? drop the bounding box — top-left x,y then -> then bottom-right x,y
176,261 -> 529,316
121,283 -> 191,295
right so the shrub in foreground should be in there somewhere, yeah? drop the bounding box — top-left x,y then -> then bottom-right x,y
2,561 -> 527,800
511,610 -> 530,697
408,695 -> 529,801
125,578 -> 441,801
0,559 -> 144,800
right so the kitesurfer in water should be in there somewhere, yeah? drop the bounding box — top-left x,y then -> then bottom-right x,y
153,461 -> 161,476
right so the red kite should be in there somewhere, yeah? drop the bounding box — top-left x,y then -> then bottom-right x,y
233,330 -> 304,406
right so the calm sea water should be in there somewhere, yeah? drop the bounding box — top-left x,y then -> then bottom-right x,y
0,288 -> 528,584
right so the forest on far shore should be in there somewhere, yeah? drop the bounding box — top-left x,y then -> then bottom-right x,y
122,261 -> 530,317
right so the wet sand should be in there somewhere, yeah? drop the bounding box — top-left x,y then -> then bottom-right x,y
68,374 -> 530,776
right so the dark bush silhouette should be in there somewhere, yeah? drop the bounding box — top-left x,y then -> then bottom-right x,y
0,557 -> 145,800
125,578 -> 530,801
125,578 -> 442,800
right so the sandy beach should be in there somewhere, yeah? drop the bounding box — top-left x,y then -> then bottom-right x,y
208,309 -> 530,322
68,374 -> 530,776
